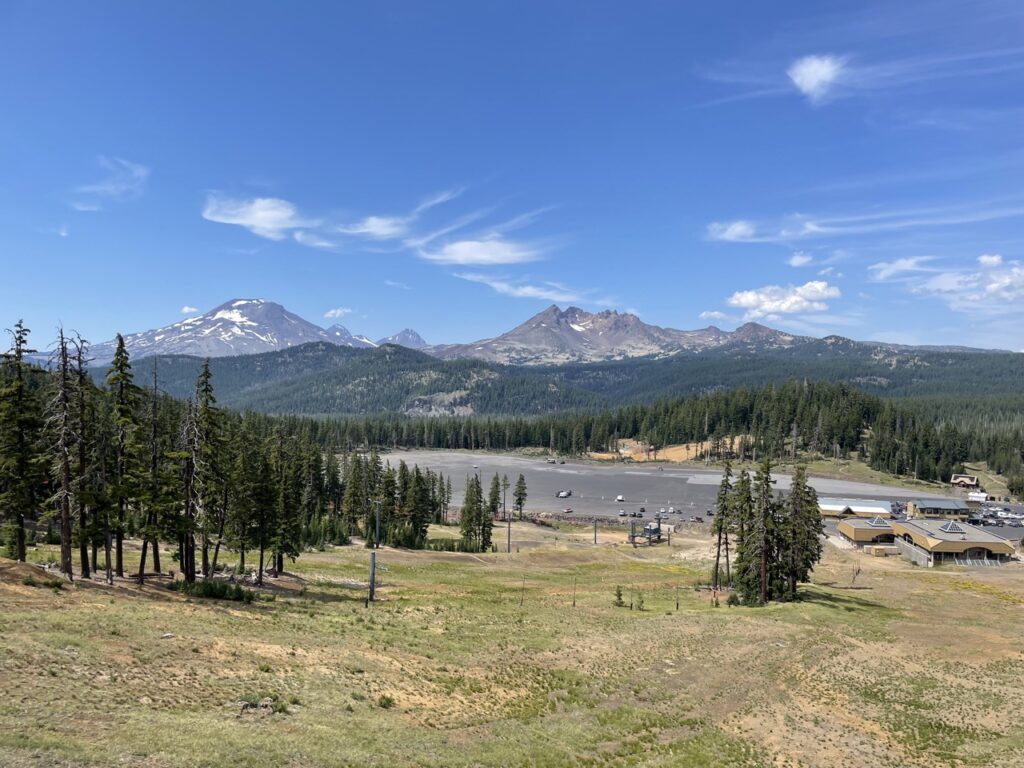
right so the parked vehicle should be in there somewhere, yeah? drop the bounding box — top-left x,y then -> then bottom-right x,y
563,508 -> 573,514
615,495 -> 625,503
639,506 -> 646,514
547,458 -> 556,464
556,490 -> 572,498
558,460 -> 566,464
618,510 -> 627,517
694,517 -> 704,523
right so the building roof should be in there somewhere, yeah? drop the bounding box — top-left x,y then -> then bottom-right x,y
839,517 -> 893,530
891,519 -> 1016,554
818,498 -> 893,514
908,498 -> 969,511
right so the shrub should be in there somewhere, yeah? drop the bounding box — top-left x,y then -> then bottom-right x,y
613,585 -> 625,607
168,580 -> 254,602
377,694 -> 395,709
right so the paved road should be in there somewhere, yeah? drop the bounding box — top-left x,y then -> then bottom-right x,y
389,449 -> 973,520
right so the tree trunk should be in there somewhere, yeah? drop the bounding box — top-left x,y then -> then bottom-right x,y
724,532 -> 732,588
713,527 -> 723,590
138,536 -> 149,585
78,505 -> 90,579
210,515 -> 225,575
91,541 -> 98,574
115,501 -> 125,578
257,542 -> 265,586
151,533 -> 161,572
201,534 -> 210,578
104,529 -> 113,585
60,494 -> 73,580
14,513 -> 26,562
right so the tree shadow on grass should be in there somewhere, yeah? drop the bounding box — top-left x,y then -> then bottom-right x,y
798,587 -> 886,612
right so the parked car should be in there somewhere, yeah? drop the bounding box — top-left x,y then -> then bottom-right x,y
615,494 -> 625,502
639,506 -> 646,514
563,507 -> 574,514
694,517 -> 704,523
558,460 -> 566,464
636,511 -> 644,518
618,509 -> 627,517
688,516 -> 699,523
547,458 -> 556,464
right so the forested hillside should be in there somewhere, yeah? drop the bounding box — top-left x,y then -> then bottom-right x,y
107,340 -> 1024,417
306,380 -> 1024,491
119,343 -> 607,416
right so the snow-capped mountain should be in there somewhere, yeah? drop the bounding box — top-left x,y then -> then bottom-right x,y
377,329 -> 428,349
425,305 -> 795,365
325,324 -> 378,349
92,299 -> 428,362
91,299 -> 338,362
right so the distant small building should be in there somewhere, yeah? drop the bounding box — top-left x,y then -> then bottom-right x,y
950,474 -> 980,489
906,498 -> 970,520
818,497 -> 893,518
838,516 -> 895,545
891,519 -> 1015,567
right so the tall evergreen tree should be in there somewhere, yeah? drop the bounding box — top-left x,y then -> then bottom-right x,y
513,473 -> 528,519
105,334 -> 141,577
0,320 -> 44,561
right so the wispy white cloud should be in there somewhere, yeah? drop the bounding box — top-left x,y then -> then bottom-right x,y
337,214 -> 411,239
76,156 -> 149,200
384,279 -> 411,290
455,273 -> 616,307
978,253 -> 1003,267
703,46 -> 1024,107
726,280 -> 841,320
699,310 -> 734,322
868,256 -> 936,281
419,235 -> 542,265
787,54 -> 847,103
202,194 -> 317,240
707,202 -> 1024,243
69,200 -> 102,212
324,307 -> 353,319
914,260 -> 1024,313
788,251 -> 813,267
180,305 -> 199,314
338,188 -> 464,240
57,225 -> 69,238
402,208 -> 496,249
293,230 -> 337,249
707,220 -> 757,242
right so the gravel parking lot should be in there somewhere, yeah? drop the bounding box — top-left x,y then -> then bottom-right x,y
386,450 -> 1024,535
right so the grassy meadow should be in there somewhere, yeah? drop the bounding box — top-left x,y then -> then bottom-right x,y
2,522 -> 1023,768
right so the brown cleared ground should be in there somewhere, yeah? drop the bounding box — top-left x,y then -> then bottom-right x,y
2,523 -> 1023,768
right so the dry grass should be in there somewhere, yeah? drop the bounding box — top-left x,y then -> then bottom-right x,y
2,522 -> 1023,767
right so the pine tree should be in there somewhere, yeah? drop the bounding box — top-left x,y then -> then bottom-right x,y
459,473 -> 481,549
0,320 -> 44,562
46,329 -> 77,579
488,474 -> 501,521
779,465 -> 823,600
712,461 -> 732,589
513,473 -> 528,520
105,334 -> 141,577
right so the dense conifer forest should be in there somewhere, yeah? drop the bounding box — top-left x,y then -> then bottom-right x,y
0,324 -> 493,580
3,322 -> 1023,581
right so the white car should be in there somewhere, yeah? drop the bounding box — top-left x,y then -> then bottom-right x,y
615,495 -> 625,503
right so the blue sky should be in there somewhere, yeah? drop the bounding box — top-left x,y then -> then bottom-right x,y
3,1 -> 1024,349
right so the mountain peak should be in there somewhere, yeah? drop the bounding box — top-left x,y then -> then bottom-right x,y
377,329 -> 428,349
